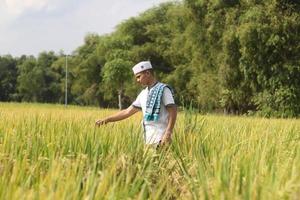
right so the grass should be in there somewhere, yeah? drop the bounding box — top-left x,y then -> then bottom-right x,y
0,102 -> 299,199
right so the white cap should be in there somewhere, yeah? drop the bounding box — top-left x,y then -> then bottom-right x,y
132,61 -> 152,75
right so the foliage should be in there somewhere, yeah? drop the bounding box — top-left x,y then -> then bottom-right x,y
0,55 -> 18,101
1,1 -> 300,117
71,34 -> 104,106
17,52 -> 59,102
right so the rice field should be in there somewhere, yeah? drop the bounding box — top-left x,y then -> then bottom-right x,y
0,102 -> 299,199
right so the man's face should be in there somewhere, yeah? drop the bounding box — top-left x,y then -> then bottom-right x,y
135,71 -> 149,86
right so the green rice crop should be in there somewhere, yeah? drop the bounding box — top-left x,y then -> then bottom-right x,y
0,102 -> 299,199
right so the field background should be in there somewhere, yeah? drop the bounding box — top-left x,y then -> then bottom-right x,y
0,103 -> 299,199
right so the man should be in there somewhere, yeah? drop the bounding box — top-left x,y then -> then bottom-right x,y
95,61 -> 177,147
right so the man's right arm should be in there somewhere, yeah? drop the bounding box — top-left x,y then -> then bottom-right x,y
95,105 -> 140,126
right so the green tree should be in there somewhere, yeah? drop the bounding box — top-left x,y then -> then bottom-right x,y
17,52 -> 59,102
37,52 -> 59,102
0,55 -> 18,101
71,33 -> 105,105
237,1 -> 300,116
102,59 -> 133,109
98,33 -> 134,109
17,56 -> 43,102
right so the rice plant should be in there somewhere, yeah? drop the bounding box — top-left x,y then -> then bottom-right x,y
0,102 -> 299,199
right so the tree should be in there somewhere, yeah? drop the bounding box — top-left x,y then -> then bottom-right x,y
237,1 -> 300,116
71,33 -> 105,105
0,55 -> 18,101
17,56 -> 43,102
37,52 -> 59,102
16,52 -> 59,102
98,33 -> 134,109
102,58 -> 133,109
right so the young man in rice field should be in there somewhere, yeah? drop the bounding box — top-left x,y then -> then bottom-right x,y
95,61 -> 177,148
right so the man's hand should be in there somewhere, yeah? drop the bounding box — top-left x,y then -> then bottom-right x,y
161,130 -> 172,145
161,105 -> 176,146
95,106 -> 139,127
95,119 -> 108,126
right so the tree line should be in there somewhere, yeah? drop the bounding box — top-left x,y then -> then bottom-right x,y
1,0 -> 300,117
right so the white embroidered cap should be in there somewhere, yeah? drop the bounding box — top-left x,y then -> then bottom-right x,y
132,61 -> 152,75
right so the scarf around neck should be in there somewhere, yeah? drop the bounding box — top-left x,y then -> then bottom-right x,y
144,82 -> 167,121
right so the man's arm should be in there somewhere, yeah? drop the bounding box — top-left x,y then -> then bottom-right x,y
161,105 -> 177,144
95,105 -> 140,126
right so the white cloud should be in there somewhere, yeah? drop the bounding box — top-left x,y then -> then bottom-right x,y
1,0 -> 68,21
4,0 -> 48,15
0,0 -> 172,56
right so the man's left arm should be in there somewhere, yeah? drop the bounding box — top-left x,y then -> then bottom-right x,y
161,105 -> 177,144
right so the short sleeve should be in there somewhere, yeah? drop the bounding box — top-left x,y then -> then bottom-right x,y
162,87 -> 175,106
132,92 -> 142,109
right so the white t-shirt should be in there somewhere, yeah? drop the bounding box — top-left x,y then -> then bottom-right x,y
132,84 -> 175,144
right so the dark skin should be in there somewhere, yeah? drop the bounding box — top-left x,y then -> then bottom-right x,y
95,70 -> 177,145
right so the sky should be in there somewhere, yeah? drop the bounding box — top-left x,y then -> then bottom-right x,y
0,0 -> 169,57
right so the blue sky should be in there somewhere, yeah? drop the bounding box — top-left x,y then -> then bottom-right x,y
0,0 -> 169,57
